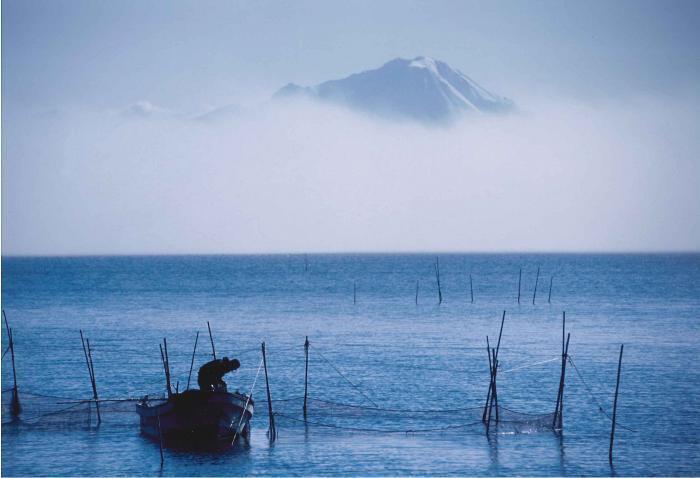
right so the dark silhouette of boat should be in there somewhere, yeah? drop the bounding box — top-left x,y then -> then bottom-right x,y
136,388 -> 254,447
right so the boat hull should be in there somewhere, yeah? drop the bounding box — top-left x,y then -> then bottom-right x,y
136,390 -> 254,448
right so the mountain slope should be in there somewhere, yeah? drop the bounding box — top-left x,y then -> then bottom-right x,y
274,56 -> 514,122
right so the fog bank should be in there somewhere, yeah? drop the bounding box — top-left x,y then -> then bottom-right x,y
3,95 -> 699,254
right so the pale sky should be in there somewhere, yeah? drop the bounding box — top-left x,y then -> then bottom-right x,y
2,0 -> 700,254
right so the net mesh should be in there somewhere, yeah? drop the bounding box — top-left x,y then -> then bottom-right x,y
2,390 -> 554,435
2,390 -> 142,429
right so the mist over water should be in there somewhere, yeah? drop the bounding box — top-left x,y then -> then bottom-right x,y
3,94 -> 699,255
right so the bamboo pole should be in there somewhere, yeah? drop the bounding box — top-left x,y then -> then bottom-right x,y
548,275 -> 554,304
517,268 -> 522,304
157,414 -> 164,466
483,336 -> 492,422
261,342 -> 276,441
484,341 -> 494,428
434,258 -> 442,304
207,321 -> 216,360
4,311 -> 21,416
85,337 -> 101,423
553,332 -> 571,429
159,343 -> 171,398
469,274 -> 474,304
186,331 -> 199,390
492,348 -> 499,422
303,336 -> 309,419
163,338 -> 172,396
484,311 -> 506,423
609,344 -> 624,464
533,267 -> 540,305
495,310 -> 506,359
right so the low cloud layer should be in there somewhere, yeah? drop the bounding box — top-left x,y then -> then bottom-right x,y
3,95 -> 699,255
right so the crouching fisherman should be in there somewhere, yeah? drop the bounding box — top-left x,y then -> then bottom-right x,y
198,357 -> 241,392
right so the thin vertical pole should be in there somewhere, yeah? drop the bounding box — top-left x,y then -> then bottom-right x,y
303,336 -> 309,419
261,342 -> 276,441
483,336 -> 492,422
163,338 -> 172,396
85,337 -> 101,423
484,341 -> 494,428
4,311 -> 21,415
353,281 -> 356,305
553,312 -> 566,427
495,310 -> 506,359
517,268 -> 522,304
469,274 -> 474,304
548,275 -> 554,304
562,311 -> 566,356
609,344 -> 624,464
533,267 -> 540,305
159,343 -> 171,398
435,258 -> 442,304
207,321 -> 216,360
553,332 -> 570,429
492,348 -> 499,422
186,331 -> 199,390
415,280 -> 419,305
157,414 -> 164,466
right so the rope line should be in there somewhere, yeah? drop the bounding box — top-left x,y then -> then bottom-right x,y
231,356 -> 264,442
304,397 -> 483,414
311,346 -> 379,407
568,356 -> 636,432
274,412 -> 485,434
500,357 -> 560,374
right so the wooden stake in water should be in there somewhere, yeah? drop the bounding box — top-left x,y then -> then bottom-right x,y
553,333 -> 570,429
469,274 -> 474,304
303,336 -> 309,419
484,344 -> 494,431
415,280 -> 419,305
4,311 -> 21,416
532,267 -> 540,305
159,343 -> 172,398
163,338 -> 173,396
548,275 -> 554,304
434,258 -> 443,304
261,342 -> 276,442
483,336 -> 492,423
207,321 -> 216,360
157,413 -> 164,466
517,268 -> 522,304
186,331 -> 199,390
609,344 -> 624,464
79,330 -> 100,423
353,281 -> 356,305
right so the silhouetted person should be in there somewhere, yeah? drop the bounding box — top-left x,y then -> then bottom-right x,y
198,357 -> 240,392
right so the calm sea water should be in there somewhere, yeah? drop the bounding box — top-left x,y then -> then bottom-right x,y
2,254 -> 699,476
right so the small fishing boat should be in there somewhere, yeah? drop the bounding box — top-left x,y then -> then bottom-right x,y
136,389 -> 254,447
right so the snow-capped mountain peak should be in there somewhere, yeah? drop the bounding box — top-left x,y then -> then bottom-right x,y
274,56 -> 514,123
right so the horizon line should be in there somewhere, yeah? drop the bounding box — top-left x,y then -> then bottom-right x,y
2,250 -> 699,259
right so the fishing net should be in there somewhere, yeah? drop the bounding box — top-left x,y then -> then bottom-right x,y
2,389 -> 143,429
2,389 -> 554,435
262,397 -> 556,435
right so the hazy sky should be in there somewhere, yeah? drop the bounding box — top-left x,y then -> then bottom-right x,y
2,0 -> 700,254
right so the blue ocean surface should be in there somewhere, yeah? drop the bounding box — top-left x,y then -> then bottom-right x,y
1,254 -> 699,476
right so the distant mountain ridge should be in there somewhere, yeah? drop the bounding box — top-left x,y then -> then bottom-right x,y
274,56 -> 515,123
